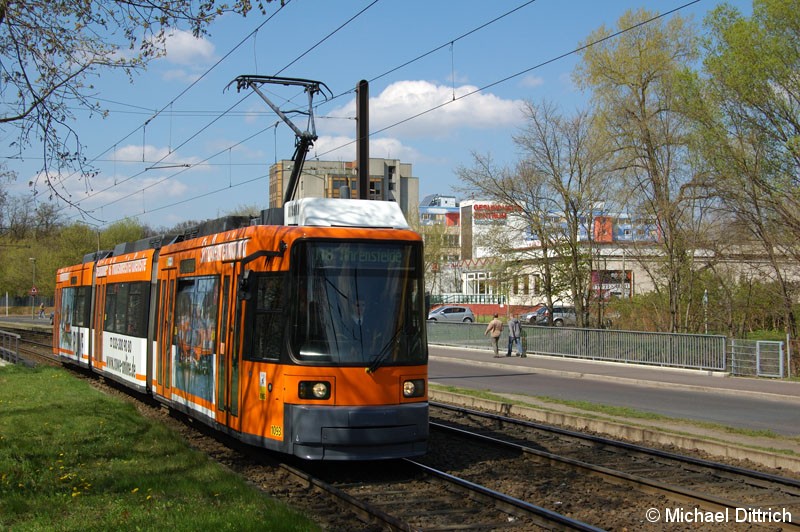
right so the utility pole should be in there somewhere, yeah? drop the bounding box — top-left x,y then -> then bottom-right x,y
29,257 -> 36,318
356,80 -> 369,199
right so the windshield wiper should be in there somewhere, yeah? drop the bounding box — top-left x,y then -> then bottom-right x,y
366,324 -> 409,374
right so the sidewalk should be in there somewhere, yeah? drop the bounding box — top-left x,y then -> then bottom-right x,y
429,344 -> 800,403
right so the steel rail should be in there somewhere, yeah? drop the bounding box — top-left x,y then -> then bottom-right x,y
431,402 -> 800,529
405,459 -> 604,531
431,401 -> 800,490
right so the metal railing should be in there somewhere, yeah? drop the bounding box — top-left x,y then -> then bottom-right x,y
427,322 -> 727,371
429,293 -> 507,305
0,329 -> 21,364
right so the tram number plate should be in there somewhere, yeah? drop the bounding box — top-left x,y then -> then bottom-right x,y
270,425 -> 282,437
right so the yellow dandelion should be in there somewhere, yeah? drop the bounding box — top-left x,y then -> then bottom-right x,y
131,487 -> 139,493
72,492 -> 80,497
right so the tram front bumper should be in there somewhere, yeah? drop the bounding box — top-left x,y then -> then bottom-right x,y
287,402 -> 429,460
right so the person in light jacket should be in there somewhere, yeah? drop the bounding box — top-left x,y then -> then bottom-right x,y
484,313 -> 503,357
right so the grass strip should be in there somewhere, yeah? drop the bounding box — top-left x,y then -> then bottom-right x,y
0,365 -> 319,531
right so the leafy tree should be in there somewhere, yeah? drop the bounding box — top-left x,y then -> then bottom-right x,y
0,0 -> 276,203
100,219 -> 148,251
685,0 -> 800,337
574,8 -> 702,332
51,224 -> 104,267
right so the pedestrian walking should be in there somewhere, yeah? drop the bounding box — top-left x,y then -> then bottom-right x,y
484,313 -> 503,357
38,302 -> 45,319
507,315 -> 525,357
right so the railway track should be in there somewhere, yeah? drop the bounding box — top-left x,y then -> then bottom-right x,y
220,447 -> 603,531
19,337 -> 56,365
428,402 -> 800,530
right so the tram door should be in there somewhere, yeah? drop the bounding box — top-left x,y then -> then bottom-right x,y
215,265 -> 240,429
92,283 -> 106,370
155,268 -> 177,398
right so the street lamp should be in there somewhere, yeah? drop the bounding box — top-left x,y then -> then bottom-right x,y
29,257 -> 36,318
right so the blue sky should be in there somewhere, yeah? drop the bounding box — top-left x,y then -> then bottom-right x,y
9,0 -> 752,230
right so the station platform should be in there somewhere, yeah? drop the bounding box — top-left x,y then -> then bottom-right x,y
429,345 -> 800,403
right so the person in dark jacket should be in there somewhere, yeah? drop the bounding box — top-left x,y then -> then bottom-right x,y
506,315 -> 525,357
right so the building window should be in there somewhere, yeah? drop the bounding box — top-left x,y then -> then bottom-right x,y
465,272 -> 491,295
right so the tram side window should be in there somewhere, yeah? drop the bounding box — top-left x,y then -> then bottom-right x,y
247,274 -> 285,361
61,286 -> 92,327
73,286 -> 92,327
104,281 -> 150,338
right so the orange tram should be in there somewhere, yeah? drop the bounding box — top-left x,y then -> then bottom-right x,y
53,198 -> 428,460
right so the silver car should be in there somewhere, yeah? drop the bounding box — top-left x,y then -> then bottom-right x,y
427,305 -> 475,323
530,306 -> 576,327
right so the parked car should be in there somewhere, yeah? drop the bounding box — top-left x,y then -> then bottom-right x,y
427,305 -> 475,323
522,308 -> 543,324
529,306 -> 577,327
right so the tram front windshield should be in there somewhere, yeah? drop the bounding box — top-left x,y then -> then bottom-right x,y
290,240 -> 427,366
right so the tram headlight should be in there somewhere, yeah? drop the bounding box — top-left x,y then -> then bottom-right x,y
402,379 -> 425,398
298,381 -> 330,400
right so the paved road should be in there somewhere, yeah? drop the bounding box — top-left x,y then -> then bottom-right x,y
429,345 -> 800,436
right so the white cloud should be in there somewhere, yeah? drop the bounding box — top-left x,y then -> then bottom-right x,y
114,144 -> 173,163
111,144 -> 209,170
310,135 -> 421,163
369,137 -> 421,161
521,75 -> 544,88
310,135 -> 355,161
324,80 -> 524,139
63,172 -> 189,222
162,29 -> 216,65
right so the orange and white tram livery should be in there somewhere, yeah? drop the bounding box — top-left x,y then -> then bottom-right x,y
54,258 -> 103,368
54,198 -> 429,460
